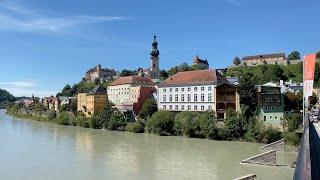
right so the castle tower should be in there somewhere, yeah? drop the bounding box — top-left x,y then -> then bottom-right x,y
149,35 -> 160,79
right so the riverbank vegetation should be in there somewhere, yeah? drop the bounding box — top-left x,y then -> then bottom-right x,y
6,100 -> 300,146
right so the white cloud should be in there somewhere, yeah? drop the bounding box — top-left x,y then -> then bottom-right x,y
0,2 -> 128,33
1,87 -> 57,98
0,80 -> 56,97
0,81 -> 37,87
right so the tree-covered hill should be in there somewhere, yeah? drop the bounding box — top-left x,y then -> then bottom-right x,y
225,63 -> 303,84
0,88 -> 15,108
57,80 -> 111,97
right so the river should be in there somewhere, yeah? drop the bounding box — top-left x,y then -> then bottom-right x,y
0,109 -> 296,180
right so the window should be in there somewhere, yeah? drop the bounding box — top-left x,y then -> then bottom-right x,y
201,105 -> 205,111
188,105 -> 191,110
201,87 -> 205,91
163,95 -> 166,102
181,94 -> 185,102
270,116 -> 272,119
194,105 -> 198,111
175,105 -> 179,110
169,88 -> 172,92
175,88 -> 178,92
175,94 -> 179,102
208,93 -> 212,102
181,105 -> 185,110
188,87 -> 191,91
208,105 -> 212,110
194,94 -> 198,102
169,95 -> 173,102
271,106 -> 275,111
194,87 -> 198,91
163,89 -> 166,93
188,94 -> 191,102
263,106 -> 268,111
169,105 -> 172,110
181,88 -> 185,92
163,105 -> 166,110
201,94 -> 205,102
208,86 -> 212,91
275,116 -> 278,120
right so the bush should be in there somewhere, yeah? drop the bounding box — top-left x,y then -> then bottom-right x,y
283,113 -> 302,132
90,114 -> 102,129
173,111 -> 200,137
106,111 -> 127,131
126,119 -> 145,133
198,111 -> 217,139
284,132 -> 300,146
146,111 -> 175,135
55,112 -> 72,125
217,128 -> 228,140
76,116 -> 90,128
47,110 -> 56,120
259,126 -> 282,144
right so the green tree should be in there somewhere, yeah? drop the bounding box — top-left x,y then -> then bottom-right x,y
120,69 -> 134,77
96,101 -> 117,129
139,99 -> 158,119
0,88 -> 15,108
224,109 -> 242,139
173,111 -> 200,137
146,111 -> 175,135
233,56 -> 241,66
107,110 -> 127,131
288,51 -> 301,60
198,111 -> 217,139
244,117 -> 261,142
160,69 -> 169,80
238,73 -> 258,112
310,92 -> 318,106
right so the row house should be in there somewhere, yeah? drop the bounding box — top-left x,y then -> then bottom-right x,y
77,86 -> 108,117
157,69 -> 240,120
257,82 -> 284,128
107,75 -> 156,117
42,96 -> 76,112
41,96 -> 59,111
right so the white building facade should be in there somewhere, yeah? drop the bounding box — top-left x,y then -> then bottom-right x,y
158,84 -> 215,112
157,69 -> 240,119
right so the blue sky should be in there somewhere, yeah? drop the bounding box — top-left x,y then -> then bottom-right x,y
0,0 -> 319,97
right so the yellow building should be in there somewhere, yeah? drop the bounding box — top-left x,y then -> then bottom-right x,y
77,86 -> 108,117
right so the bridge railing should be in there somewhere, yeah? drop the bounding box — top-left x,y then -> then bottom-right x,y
293,120 -> 311,180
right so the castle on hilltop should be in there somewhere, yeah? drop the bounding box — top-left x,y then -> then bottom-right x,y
84,64 -> 118,82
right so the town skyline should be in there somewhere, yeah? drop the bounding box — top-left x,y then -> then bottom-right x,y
0,0 -> 319,97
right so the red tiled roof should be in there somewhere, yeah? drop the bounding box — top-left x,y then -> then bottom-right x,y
109,76 -> 155,86
158,69 -> 228,87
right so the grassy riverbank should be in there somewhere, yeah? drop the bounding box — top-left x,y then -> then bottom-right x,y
6,111 -> 50,122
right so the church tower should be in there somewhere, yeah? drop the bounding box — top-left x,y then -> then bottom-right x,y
149,35 -> 160,79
